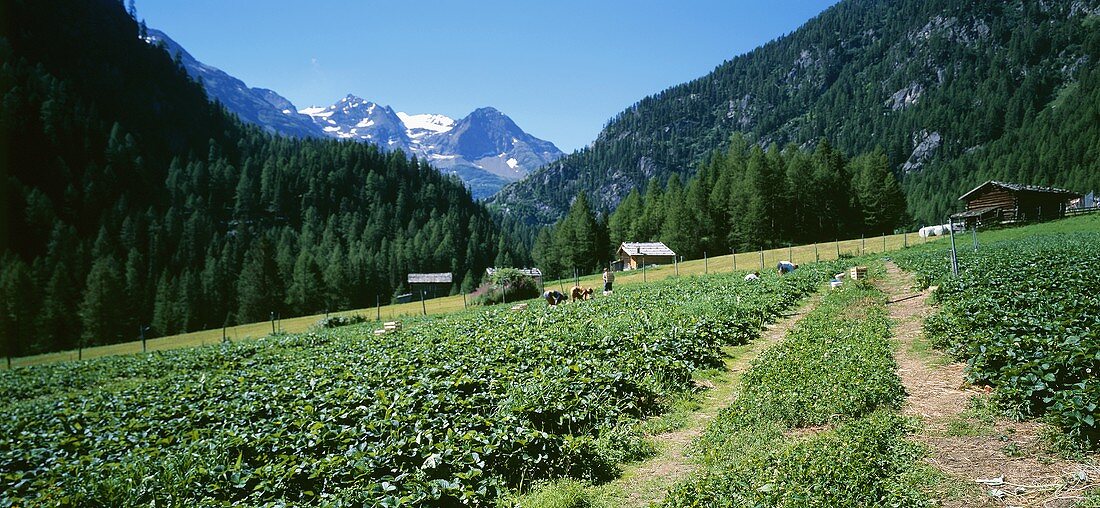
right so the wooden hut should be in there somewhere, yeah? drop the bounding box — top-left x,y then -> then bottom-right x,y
407,272 -> 452,299
954,180 -> 1081,228
617,242 -> 676,270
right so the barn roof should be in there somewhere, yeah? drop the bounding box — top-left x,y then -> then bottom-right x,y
618,242 -> 676,257
486,267 -> 543,278
959,180 -> 1081,201
407,272 -> 453,284
951,205 -> 1000,219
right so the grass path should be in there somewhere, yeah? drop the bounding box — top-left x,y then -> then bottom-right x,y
585,290 -> 825,508
881,262 -> 1099,508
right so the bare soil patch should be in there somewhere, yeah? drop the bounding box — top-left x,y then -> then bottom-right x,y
881,262 -> 1098,508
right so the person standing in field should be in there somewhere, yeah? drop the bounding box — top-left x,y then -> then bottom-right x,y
603,268 -> 615,295
776,261 -> 798,276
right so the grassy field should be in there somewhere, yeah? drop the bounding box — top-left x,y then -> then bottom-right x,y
5,231 -> 944,368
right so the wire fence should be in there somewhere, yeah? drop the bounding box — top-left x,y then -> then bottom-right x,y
5,230 -> 943,369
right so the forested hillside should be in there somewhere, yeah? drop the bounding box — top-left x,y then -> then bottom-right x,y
0,0 -> 511,356
491,0 -> 1100,226
532,137 -> 906,278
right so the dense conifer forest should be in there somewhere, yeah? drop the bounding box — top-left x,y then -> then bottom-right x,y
492,0 -> 1100,226
532,136 -> 906,278
4,0 -> 1100,356
0,0 -> 515,356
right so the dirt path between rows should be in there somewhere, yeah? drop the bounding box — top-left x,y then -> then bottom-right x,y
881,262 -> 1098,508
604,291 -> 824,508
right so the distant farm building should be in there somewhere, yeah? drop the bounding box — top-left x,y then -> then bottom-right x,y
618,242 -> 676,270
486,267 -> 543,288
954,180 -> 1082,228
407,272 -> 453,299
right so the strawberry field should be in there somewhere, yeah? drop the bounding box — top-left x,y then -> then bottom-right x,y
663,280 -> 929,507
0,264 -> 839,506
893,227 -> 1100,447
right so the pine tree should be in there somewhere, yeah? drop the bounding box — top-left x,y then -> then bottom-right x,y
287,250 -> 323,315
639,178 -> 665,241
322,246 -> 350,312
608,188 -> 642,248
79,256 -> 126,347
531,227 -> 560,279
0,258 -> 35,358
236,239 -> 283,324
560,192 -> 599,274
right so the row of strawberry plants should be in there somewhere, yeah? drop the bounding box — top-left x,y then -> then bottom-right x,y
664,280 -> 929,507
892,230 -> 1100,448
0,263 -> 839,506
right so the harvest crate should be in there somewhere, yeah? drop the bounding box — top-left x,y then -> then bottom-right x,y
849,266 -> 868,280
511,303 -> 528,311
383,321 -> 402,331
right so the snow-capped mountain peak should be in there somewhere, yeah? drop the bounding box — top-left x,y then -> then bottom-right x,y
301,95 -> 562,198
298,97 -> 406,144
142,27 -> 562,199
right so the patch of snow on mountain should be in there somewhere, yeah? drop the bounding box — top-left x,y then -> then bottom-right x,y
397,112 -> 455,138
323,126 -> 340,132
299,106 -> 332,117
356,119 -> 376,128
506,158 -> 519,169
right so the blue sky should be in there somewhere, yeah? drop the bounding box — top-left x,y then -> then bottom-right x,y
137,1 -> 839,152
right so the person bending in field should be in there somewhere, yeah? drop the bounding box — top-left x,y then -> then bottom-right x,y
570,286 -> 594,302
602,268 -> 615,295
776,261 -> 798,276
543,289 -> 567,306
744,271 -> 760,281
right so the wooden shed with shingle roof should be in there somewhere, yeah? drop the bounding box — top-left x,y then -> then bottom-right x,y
617,242 -> 676,270
954,180 -> 1081,227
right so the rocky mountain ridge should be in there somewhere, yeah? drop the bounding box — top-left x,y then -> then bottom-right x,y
145,29 -> 563,199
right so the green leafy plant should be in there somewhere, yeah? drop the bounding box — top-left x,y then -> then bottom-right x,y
0,263 -> 843,506
894,230 -> 1100,448
474,268 -> 542,305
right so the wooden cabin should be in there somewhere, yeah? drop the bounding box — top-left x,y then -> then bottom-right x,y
407,272 -> 453,299
617,242 -> 676,270
954,180 -> 1081,228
